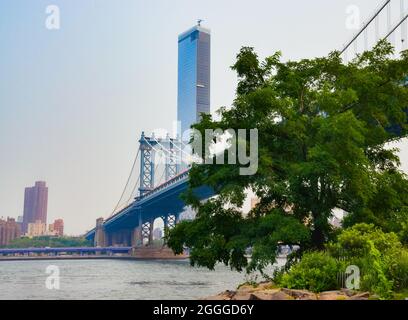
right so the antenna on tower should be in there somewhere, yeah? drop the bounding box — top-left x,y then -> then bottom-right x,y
197,19 -> 203,26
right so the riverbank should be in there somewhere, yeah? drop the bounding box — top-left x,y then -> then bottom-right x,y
203,282 -> 376,300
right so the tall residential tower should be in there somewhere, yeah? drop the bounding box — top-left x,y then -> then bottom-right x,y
22,181 -> 48,233
177,23 -> 211,136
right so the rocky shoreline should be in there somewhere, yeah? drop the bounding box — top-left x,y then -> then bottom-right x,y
203,282 -> 374,300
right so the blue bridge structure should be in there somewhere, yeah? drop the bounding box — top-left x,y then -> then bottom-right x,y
85,132 -> 213,247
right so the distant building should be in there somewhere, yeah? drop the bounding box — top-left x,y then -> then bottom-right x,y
16,216 -> 23,232
22,181 -> 48,233
152,228 -> 163,240
177,23 -> 211,136
48,219 -> 64,237
0,217 -> 22,246
27,220 -> 47,237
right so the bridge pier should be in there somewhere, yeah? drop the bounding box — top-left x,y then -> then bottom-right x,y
131,226 -> 143,247
93,213 -> 181,248
94,218 -> 107,247
149,219 -> 154,245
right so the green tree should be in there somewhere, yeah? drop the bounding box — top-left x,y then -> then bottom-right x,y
343,170 -> 408,244
167,41 -> 408,272
3,236 -> 92,248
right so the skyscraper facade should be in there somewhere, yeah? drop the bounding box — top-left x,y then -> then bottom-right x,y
177,24 -> 211,136
22,181 -> 48,233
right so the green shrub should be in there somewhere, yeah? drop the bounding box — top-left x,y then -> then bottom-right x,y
327,223 -> 404,298
327,223 -> 401,259
388,249 -> 408,291
276,224 -> 407,298
399,222 -> 408,245
358,241 -> 394,299
278,251 -> 341,293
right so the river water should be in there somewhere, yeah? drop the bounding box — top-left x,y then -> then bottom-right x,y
0,259 -> 253,300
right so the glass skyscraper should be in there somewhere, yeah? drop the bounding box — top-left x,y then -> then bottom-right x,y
177,24 -> 211,137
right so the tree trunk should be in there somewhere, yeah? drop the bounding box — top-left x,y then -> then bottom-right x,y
311,226 -> 326,250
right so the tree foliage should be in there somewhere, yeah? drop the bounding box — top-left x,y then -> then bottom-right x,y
2,236 -> 92,248
167,41 -> 408,272
277,251 -> 343,293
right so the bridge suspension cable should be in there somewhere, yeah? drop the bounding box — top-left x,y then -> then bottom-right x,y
110,148 -> 140,216
384,10 -> 408,40
341,0 -> 408,59
150,136 -> 195,161
143,138 -> 166,155
341,0 -> 391,55
124,172 -> 140,206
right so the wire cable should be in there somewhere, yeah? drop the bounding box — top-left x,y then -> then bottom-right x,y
110,148 -> 140,216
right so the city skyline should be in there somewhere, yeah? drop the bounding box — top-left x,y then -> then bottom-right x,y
0,0 -> 407,235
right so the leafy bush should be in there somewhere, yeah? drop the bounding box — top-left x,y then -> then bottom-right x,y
327,223 -> 406,298
276,224 -> 407,298
357,242 -> 394,299
327,223 -> 401,259
278,251 -> 342,293
388,249 -> 408,291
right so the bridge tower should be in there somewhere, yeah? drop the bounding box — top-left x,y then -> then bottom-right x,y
94,217 -> 106,247
139,132 -> 158,196
165,134 -> 180,181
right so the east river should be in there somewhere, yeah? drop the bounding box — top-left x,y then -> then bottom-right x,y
0,259 -> 253,300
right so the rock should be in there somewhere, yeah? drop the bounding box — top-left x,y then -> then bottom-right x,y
248,289 -> 287,300
281,288 -> 318,300
236,284 -> 257,294
202,284 -> 373,301
318,291 -> 348,300
349,292 -> 370,300
269,290 -> 294,300
256,281 -> 276,290
249,292 -> 270,300
202,295 -> 230,300
202,290 -> 235,300
340,288 -> 356,297
232,292 -> 254,300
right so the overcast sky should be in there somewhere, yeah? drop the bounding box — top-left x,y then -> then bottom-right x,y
0,0 -> 407,235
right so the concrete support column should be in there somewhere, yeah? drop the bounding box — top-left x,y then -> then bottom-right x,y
94,218 -> 106,247
162,215 -> 168,230
132,226 -> 143,247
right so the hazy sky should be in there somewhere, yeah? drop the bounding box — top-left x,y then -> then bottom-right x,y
0,0 -> 407,235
